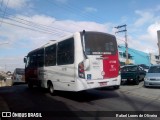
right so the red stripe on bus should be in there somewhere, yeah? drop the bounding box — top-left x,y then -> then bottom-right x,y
103,52 -> 119,79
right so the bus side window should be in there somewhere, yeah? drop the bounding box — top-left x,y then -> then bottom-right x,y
29,53 -> 37,68
45,44 -> 56,66
37,49 -> 44,67
57,38 -> 74,65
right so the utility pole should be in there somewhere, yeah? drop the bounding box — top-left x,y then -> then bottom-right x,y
157,31 -> 160,57
115,24 -> 129,64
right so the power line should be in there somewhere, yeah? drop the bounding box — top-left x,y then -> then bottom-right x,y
0,0 -> 3,11
0,12 -> 74,38
0,10 -> 73,34
3,16 -> 61,35
0,0 -> 103,36
0,19 -> 64,36
48,0 -> 106,24
0,0 -> 111,38
0,0 -> 8,27
46,0 -> 97,31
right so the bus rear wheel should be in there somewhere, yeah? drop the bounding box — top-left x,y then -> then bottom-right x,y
48,82 -> 54,95
113,85 -> 120,89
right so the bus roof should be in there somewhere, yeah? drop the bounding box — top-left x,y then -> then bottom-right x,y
27,31 -> 116,56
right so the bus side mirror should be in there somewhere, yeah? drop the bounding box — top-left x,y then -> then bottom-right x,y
24,57 -> 27,63
84,59 -> 90,70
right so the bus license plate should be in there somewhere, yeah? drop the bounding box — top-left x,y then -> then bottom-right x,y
99,82 -> 107,86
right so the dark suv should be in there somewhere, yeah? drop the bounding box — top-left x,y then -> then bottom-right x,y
121,65 -> 146,85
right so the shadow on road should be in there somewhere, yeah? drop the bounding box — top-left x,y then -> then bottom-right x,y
46,88 -> 120,103
121,80 -> 144,86
143,85 -> 160,89
13,84 -> 120,102
0,85 -> 84,120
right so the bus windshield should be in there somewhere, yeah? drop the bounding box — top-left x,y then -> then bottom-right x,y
83,32 -> 117,55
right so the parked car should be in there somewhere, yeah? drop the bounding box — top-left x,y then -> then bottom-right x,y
121,65 -> 146,85
12,68 -> 25,85
138,64 -> 150,72
144,65 -> 160,87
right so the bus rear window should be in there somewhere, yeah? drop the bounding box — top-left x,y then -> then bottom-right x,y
82,32 -> 117,55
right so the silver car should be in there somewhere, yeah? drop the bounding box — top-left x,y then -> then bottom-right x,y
144,65 -> 160,87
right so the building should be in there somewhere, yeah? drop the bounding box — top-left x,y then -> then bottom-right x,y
149,53 -> 160,65
118,50 -> 135,65
118,45 -> 151,66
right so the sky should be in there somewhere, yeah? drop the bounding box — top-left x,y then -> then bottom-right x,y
0,0 -> 160,72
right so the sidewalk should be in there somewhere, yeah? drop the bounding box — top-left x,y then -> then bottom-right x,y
0,79 -> 12,87
0,80 -> 6,87
0,81 -> 10,112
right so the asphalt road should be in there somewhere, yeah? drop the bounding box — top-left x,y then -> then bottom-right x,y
0,82 -> 160,120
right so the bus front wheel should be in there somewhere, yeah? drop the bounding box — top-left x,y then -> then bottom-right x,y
28,81 -> 33,89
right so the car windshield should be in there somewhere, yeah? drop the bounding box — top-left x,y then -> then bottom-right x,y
121,66 -> 137,72
139,64 -> 149,69
148,66 -> 160,73
16,69 -> 24,75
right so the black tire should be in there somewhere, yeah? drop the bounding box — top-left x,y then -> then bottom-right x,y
144,83 -> 149,88
121,80 -> 125,85
28,81 -> 33,89
113,85 -> 120,89
48,82 -> 54,95
134,77 -> 139,85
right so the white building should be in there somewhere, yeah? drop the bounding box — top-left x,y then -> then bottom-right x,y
149,53 -> 160,65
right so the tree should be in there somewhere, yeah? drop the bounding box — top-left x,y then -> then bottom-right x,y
0,75 -> 5,81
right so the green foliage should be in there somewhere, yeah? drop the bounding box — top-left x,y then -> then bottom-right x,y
0,75 -> 5,80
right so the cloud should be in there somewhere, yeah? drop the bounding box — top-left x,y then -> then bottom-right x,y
147,22 -> 160,40
84,7 -> 98,13
128,21 -> 160,54
146,5 -> 160,12
134,10 -> 154,27
0,56 -> 24,72
0,14 -> 114,71
3,0 -> 30,9
0,14 -> 112,48
138,22 -> 160,43
126,6 -> 160,54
